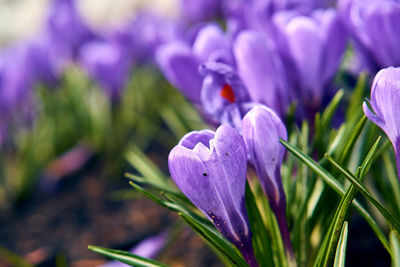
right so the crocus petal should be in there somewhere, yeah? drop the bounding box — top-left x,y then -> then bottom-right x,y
156,41 -> 202,103
234,30 -> 288,116
192,24 -> 230,63
364,67 -> 400,178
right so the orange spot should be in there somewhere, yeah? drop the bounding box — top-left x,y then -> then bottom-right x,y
220,84 -> 235,103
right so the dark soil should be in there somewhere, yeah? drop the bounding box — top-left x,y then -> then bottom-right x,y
0,160 -> 222,267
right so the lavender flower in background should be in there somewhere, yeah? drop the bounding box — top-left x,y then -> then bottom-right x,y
101,231 -> 169,267
242,104 -> 294,258
156,23 -> 231,103
339,0 -> 400,73
233,30 -> 289,117
46,0 -> 96,57
25,35 -> 69,86
0,46 -> 35,119
110,12 -> 185,64
200,61 -> 254,130
179,0 -> 221,22
168,125 -> 258,266
363,67 -> 400,178
80,41 -> 132,102
273,8 -> 346,114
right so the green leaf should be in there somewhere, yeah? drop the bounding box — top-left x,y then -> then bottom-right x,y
346,72 -> 367,122
179,213 -> 249,267
88,245 -> 169,267
358,136 -> 382,180
125,173 -> 181,196
125,145 -> 169,187
129,182 -> 248,266
391,231 -> 400,267
281,139 -> 391,254
333,221 -> 348,267
316,135 -> 379,267
335,116 -> 367,164
325,155 -> 400,238
245,183 -> 274,267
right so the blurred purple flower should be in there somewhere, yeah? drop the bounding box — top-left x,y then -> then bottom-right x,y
339,0 -> 400,73
47,0 -> 96,57
101,231 -> 169,267
363,67 -> 400,178
156,41 -> 202,103
242,105 -> 293,257
25,35 -> 69,86
168,125 -> 258,266
179,0 -> 221,22
80,41 -> 132,102
273,8 -> 346,112
0,47 -> 35,116
200,62 -> 254,129
111,12 -> 184,64
233,30 -> 289,117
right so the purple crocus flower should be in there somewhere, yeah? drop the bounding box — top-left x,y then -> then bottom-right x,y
242,105 -> 293,258
200,61 -> 254,130
233,30 -> 289,117
168,125 -> 258,266
273,9 -> 347,114
363,67 -> 400,178
80,41 -> 132,102
338,0 -> 400,73
156,23 -> 231,103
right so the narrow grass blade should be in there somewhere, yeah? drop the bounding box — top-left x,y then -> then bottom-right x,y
88,245 -> 168,267
281,139 -> 391,253
245,183 -> 274,267
391,232 -> 400,267
325,155 -> 400,237
179,213 -> 249,267
125,145 -> 168,187
335,116 -> 367,164
333,221 -> 348,267
129,182 -> 248,266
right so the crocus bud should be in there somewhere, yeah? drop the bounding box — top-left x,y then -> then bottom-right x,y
233,30 -> 289,117
168,125 -> 258,266
273,9 -> 346,112
363,67 -> 400,179
242,105 -> 293,257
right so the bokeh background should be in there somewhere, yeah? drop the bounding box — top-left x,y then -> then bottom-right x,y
0,1 -> 220,266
